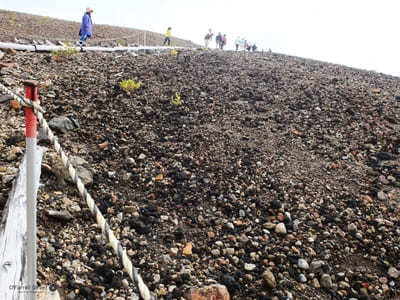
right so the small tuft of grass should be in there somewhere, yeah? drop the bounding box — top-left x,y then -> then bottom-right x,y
171,93 -> 181,106
119,79 -> 142,93
118,39 -> 128,47
51,47 -> 79,58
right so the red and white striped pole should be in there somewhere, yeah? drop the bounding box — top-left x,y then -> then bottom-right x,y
24,80 -> 39,300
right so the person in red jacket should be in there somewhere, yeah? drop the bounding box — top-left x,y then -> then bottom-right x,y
221,34 -> 227,50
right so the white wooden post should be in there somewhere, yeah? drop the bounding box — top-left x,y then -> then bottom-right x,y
24,80 -> 39,300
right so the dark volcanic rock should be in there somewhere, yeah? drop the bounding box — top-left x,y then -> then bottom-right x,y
1,50 -> 400,300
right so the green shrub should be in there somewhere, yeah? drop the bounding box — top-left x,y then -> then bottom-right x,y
9,12 -> 14,25
119,79 -> 142,93
171,93 -> 181,106
51,47 -> 79,58
118,39 -> 128,47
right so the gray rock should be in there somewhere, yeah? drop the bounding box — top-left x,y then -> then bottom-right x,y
123,172 -> 132,181
211,249 -> 220,256
46,244 -> 55,254
70,156 -> 89,166
2,174 -> 16,185
377,191 -> 387,200
298,273 -> 307,283
347,223 -> 357,232
128,51 -> 138,57
262,269 -> 276,288
388,267 -> 400,279
2,77 -> 16,86
143,106 -> 154,115
298,258 -> 309,270
69,204 -> 81,213
75,166 -> 93,185
225,248 -> 235,255
275,223 -> 287,234
338,281 -> 350,289
244,263 -> 256,271
48,116 -> 79,133
0,68 -> 15,76
320,274 -> 333,288
215,241 -> 224,247
46,91 -> 56,98
293,219 -> 301,231
225,222 -> 235,230
152,274 -> 160,283
127,157 -> 136,165
46,210 -> 73,221
38,127 -> 51,142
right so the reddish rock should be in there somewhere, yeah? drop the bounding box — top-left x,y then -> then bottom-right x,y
5,48 -> 17,55
10,99 -> 21,110
183,242 -> 193,255
185,284 -> 230,300
0,62 -> 18,68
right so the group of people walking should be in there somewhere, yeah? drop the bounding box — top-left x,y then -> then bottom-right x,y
204,29 -> 227,50
78,6 -> 175,47
78,7 -> 258,52
215,32 -> 227,50
234,37 -> 257,52
204,29 -> 258,52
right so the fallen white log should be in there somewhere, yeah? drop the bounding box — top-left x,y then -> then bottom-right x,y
0,147 -> 43,300
0,42 -> 35,51
0,42 -> 188,53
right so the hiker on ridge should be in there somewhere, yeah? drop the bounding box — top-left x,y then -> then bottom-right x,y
246,41 -> 252,51
79,7 -> 93,46
235,36 -> 241,51
216,32 -> 222,49
204,28 -> 213,48
164,27 -> 172,46
221,34 -> 227,50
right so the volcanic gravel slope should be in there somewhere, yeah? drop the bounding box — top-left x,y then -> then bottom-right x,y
0,9 -> 197,47
1,50 -> 400,300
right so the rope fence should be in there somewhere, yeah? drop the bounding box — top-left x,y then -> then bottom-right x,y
0,82 -> 154,300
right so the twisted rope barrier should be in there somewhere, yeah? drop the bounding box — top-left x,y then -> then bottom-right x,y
0,82 -> 154,300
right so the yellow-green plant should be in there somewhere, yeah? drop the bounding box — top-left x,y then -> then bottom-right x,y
118,39 -> 128,47
9,12 -> 15,25
119,79 -> 142,93
171,93 -> 181,106
51,47 -> 79,58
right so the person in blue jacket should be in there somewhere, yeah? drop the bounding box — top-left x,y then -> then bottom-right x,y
79,7 -> 93,45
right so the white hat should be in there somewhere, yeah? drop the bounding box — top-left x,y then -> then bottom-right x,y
86,7 -> 94,13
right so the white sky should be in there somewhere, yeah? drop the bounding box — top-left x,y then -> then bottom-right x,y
2,0 -> 400,77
